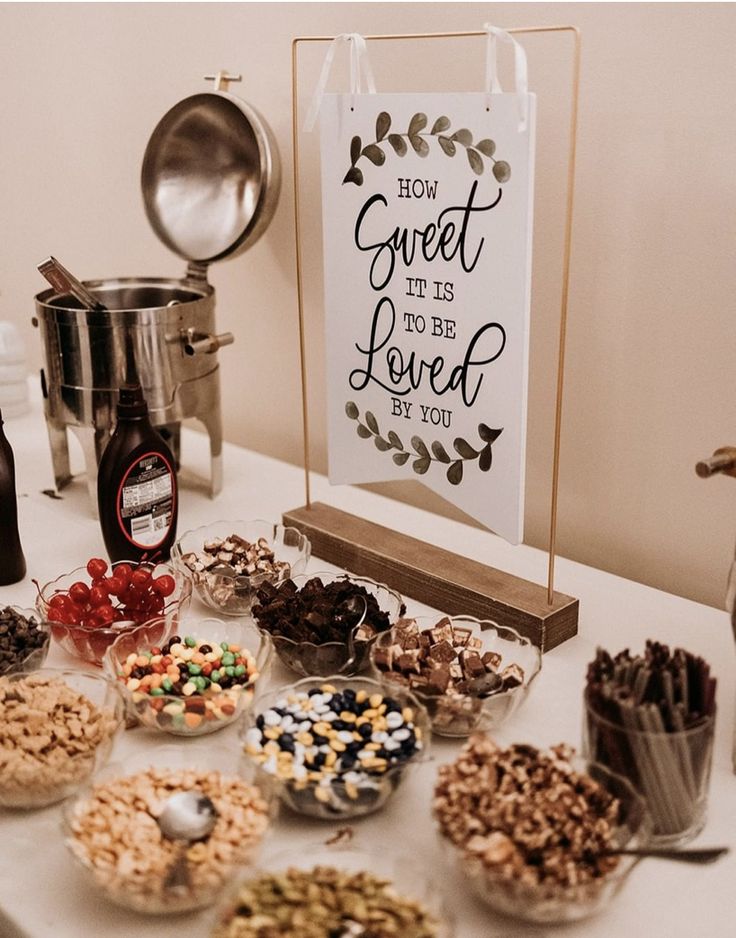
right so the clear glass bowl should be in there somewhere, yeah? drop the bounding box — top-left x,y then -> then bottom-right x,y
0,668 -> 124,809
171,520 -> 311,616
437,758 -> 651,924
251,571 -> 404,677
240,674 -> 429,820
62,743 -> 274,914
583,696 -> 715,847
103,617 -> 273,737
0,605 -> 50,675
210,840 -> 456,937
370,615 -> 542,737
37,560 -> 192,666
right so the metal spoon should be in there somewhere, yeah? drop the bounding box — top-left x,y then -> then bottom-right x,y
598,845 -> 728,865
37,256 -> 106,311
156,790 -> 218,890
343,594 -> 368,629
469,671 -> 504,697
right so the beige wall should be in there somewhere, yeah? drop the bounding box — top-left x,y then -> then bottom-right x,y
1,3 -> 735,609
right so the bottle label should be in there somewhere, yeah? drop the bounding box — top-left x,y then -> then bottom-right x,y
116,451 -> 175,550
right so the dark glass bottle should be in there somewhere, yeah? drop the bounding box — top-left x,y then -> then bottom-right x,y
0,408 -> 27,585
97,384 -> 178,563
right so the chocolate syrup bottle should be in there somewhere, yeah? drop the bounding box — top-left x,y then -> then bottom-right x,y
0,408 -> 27,585
97,384 -> 178,563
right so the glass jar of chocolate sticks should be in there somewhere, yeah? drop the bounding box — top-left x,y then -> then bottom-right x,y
582,642 -> 716,847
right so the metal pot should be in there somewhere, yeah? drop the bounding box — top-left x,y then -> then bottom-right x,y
33,74 -> 280,507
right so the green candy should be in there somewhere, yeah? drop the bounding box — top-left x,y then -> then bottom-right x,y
149,687 -> 165,697
184,636 -> 197,648
161,678 -> 173,692
225,665 -> 235,677
210,670 -> 221,684
193,676 -> 206,691
188,663 -> 202,676
220,641 -> 229,651
234,664 -> 246,677
221,652 -> 235,667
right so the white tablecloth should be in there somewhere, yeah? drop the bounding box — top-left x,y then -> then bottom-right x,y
0,393 -> 733,937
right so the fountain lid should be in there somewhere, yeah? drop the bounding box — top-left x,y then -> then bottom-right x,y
141,72 -> 281,275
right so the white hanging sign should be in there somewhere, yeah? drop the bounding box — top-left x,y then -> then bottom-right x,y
316,38 -> 536,544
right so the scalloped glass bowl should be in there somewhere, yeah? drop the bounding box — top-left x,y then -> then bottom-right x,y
0,668 -> 124,809
370,615 -> 542,737
103,617 -> 273,737
210,841 -> 456,937
0,605 -> 50,675
62,744 -> 274,915
251,572 -> 404,678
171,520 -> 311,616
240,675 -> 430,820
37,560 -> 192,666
436,758 -> 651,924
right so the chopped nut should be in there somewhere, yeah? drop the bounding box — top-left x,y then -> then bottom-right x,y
212,866 -> 439,937
0,673 -> 118,808
433,737 -> 621,902
67,767 -> 270,913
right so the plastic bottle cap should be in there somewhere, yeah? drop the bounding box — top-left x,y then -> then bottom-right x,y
117,384 -> 149,418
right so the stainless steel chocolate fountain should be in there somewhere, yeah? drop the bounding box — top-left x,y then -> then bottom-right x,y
33,72 -> 280,507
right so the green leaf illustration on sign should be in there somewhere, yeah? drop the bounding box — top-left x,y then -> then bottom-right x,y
350,135 -> 362,165
362,144 -> 386,166
345,403 -> 502,486
376,111 -> 391,141
342,113 -> 512,186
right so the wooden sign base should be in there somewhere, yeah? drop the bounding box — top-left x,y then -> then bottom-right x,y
283,502 -> 579,652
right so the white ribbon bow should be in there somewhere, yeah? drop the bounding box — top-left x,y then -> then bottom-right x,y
484,24 -> 529,132
304,33 -> 376,132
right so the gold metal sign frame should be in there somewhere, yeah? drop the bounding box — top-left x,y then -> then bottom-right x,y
284,26 -> 581,651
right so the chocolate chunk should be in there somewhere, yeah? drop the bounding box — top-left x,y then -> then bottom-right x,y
397,652 -> 421,674
451,626 -> 473,647
253,576 -> 392,647
481,651 -> 503,670
427,665 -> 450,693
0,607 -> 47,675
501,663 -> 525,689
376,615 -> 525,711
354,623 -> 377,642
429,641 -> 456,664
408,675 -> 442,696
372,648 -> 391,671
460,650 -> 486,680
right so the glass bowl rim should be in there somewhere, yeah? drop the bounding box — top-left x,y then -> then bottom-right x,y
0,667 -> 125,761
215,839 -> 456,931
102,617 -> 274,709
61,742 -> 275,852
172,520 -> 311,578
435,751 -> 653,873
251,570 -> 404,655
241,672 -> 432,770
0,604 -> 51,672
371,613 -> 542,694
36,561 -> 191,636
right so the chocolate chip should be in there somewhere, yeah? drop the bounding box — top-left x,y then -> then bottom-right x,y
0,607 -> 48,675
253,577 -> 392,647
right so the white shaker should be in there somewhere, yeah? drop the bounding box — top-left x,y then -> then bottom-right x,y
0,321 -> 30,417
